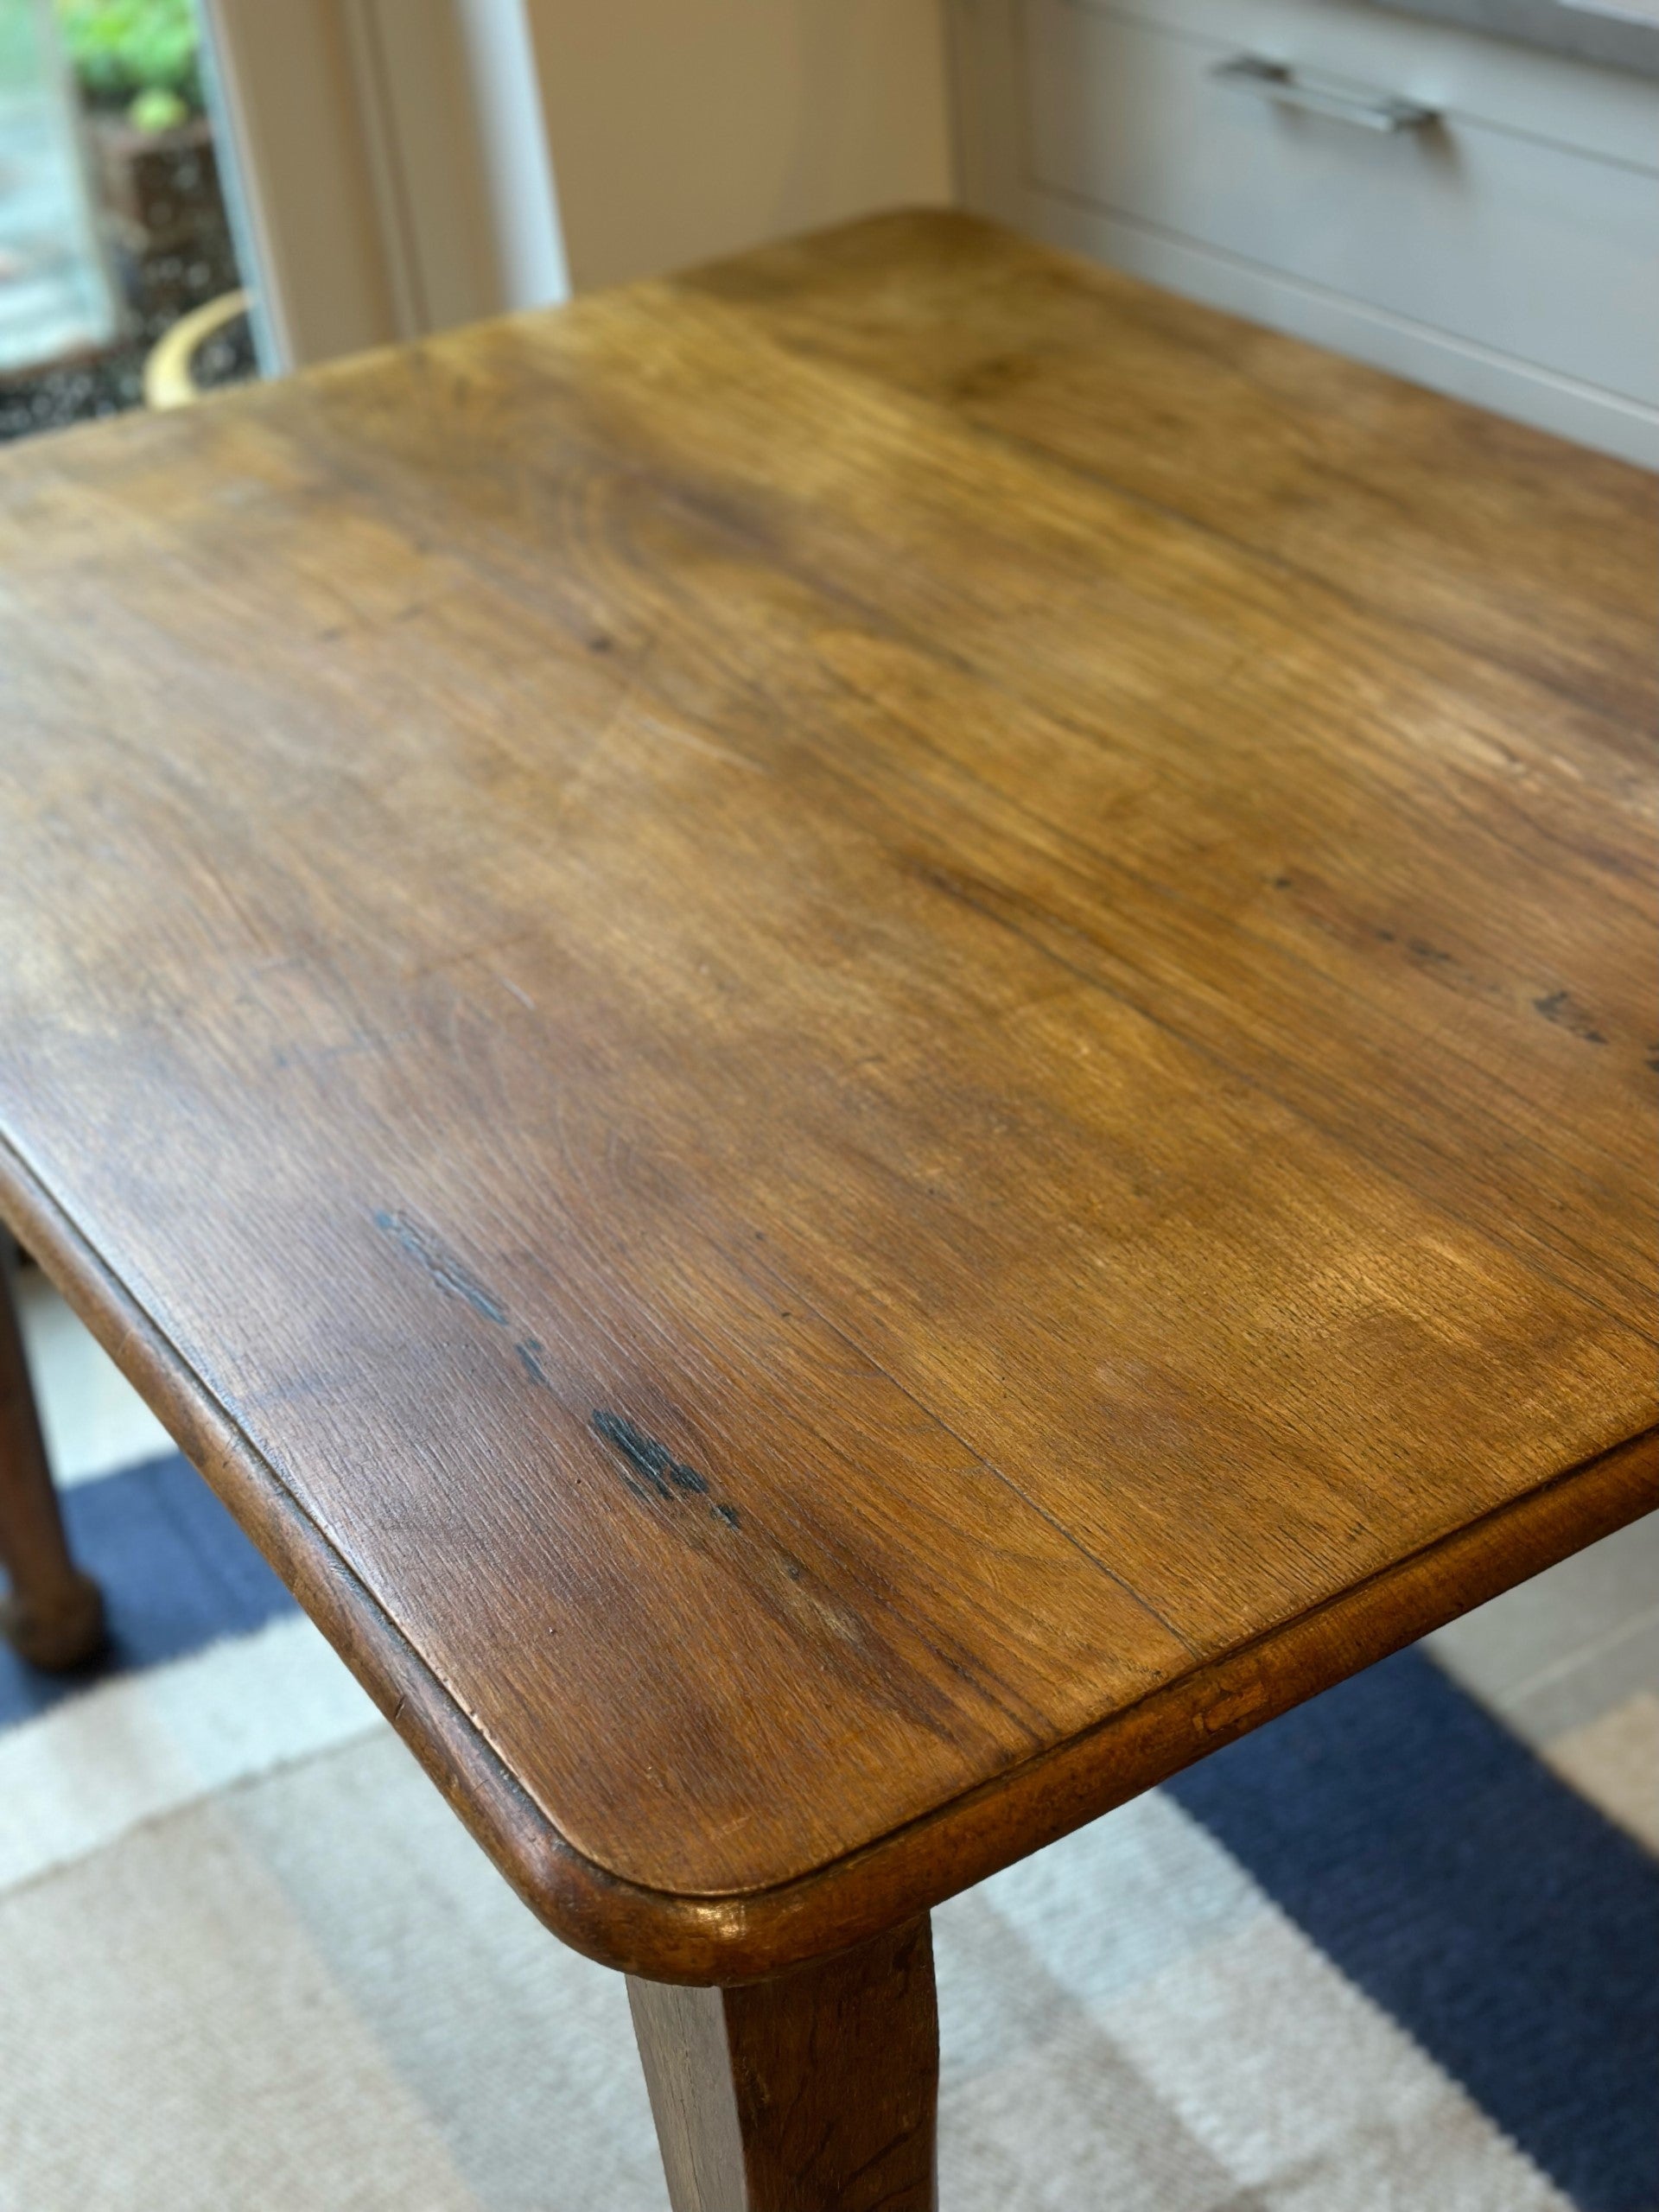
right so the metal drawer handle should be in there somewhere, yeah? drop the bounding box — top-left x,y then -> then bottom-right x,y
1212,54 -> 1438,133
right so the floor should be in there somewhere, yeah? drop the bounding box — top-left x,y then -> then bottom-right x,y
16,1262 -> 1658,1859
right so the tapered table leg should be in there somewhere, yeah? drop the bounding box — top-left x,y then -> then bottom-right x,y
0,1251 -> 104,1669
629,1916 -> 939,2212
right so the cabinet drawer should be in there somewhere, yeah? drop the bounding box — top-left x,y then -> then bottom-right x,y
1096,0 -> 1659,166
1023,0 -> 1659,408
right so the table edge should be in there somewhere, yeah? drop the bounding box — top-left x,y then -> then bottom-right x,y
4,1136 -> 1654,1985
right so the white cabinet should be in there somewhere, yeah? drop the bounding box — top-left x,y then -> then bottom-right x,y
949,0 -> 1659,464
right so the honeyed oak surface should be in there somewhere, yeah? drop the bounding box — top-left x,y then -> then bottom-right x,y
0,211 -> 1653,1979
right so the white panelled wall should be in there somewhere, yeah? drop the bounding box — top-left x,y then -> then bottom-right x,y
518,0 -> 955,292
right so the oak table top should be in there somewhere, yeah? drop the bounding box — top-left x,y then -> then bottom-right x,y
2,210 -> 1654,1988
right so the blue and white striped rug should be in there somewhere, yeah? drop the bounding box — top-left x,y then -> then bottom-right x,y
2,1449 -> 1656,2212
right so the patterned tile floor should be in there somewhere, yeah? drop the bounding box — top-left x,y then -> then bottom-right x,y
4,1268 -> 1656,2210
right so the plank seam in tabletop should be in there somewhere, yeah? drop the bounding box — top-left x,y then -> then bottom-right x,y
770,359 -> 1629,736
700,1239 -> 1202,1660
928,376 -> 1641,734
674,212 -> 1658,735
652,262 -> 1656,760
3,1123 -> 1653,1983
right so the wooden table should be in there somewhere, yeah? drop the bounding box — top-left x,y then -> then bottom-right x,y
1,211 -> 1654,2209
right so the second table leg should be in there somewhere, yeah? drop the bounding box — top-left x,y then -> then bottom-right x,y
0,1250 -> 105,1670
629,1915 -> 939,2212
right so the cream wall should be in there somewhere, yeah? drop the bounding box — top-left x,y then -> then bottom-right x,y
519,0 -> 956,292
204,0 -> 955,365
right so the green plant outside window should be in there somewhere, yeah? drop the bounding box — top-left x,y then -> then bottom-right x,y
54,0 -> 201,130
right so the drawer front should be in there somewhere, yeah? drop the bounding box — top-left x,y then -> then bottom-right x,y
1024,0 -> 1659,407
1103,0 -> 1659,166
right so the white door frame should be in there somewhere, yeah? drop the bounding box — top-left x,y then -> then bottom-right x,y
200,0 -> 567,372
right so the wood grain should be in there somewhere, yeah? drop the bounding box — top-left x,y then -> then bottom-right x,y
629,1919 -> 938,2210
683,210 -> 1658,731
0,209 -> 1652,1978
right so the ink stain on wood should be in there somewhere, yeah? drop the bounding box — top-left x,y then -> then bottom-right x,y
592,1409 -> 711,1502
522,1370 -> 741,1529
373,1209 -> 510,1323
1533,989 -> 1608,1046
